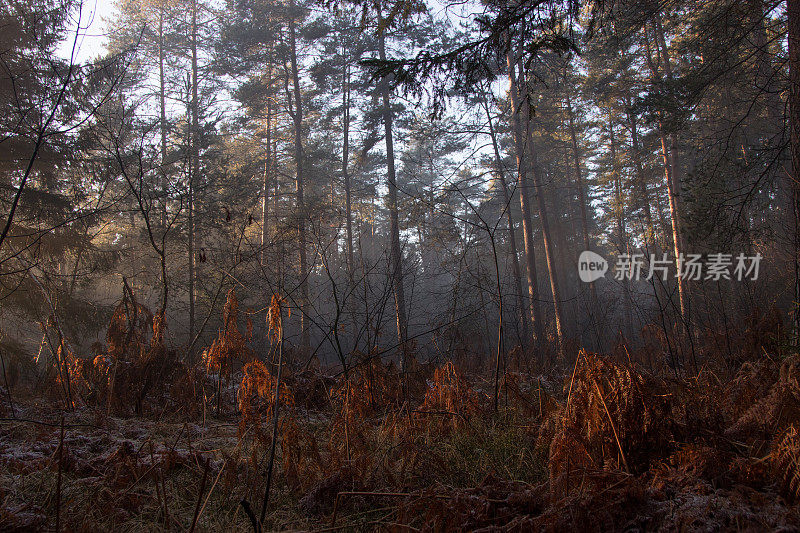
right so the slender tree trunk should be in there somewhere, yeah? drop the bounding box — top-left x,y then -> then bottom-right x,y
653,16 -> 690,326
750,0 -> 781,124
517,59 -> 565,356
159,9 -> 167,229
342,56 -> 358,353
506,47 -> 544,349
156,12 -> 169,341
481,87 -> 528,348
608,111 -> 633,339
378,15 -> 409,368
566,95 -> 597,304
644,20 -> 689,327
343,62 -> 354,279
789,0 -> 800,338
289,1 -> 310,356
272,133 -> 279,237
189,1 -> 199,351
261,63 -> 272,267
625,106 -> 656,247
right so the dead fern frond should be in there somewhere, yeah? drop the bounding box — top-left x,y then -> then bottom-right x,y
73,283 -> 177,415
728,355 -> 800,441
772,424 -> 800,503
238,360 -> 295,440
415,361 -> 483,435
548,350 -> 671,497
267,294 -> 288,343
204,289 -> 253,382
237,359 -> 322,490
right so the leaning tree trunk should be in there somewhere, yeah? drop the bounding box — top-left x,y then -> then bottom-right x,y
643,19 -> 689,329
653,16 -> 690,327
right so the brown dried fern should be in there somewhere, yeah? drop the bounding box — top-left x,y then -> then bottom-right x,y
772,424 -> 800,503
548,350 -> 671,497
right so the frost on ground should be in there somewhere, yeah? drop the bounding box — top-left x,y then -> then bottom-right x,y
2,349 -> 800,531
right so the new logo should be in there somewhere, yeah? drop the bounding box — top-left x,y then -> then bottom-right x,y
578,250 -> 608,283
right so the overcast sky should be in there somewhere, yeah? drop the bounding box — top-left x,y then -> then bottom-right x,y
57,0 -> 116,63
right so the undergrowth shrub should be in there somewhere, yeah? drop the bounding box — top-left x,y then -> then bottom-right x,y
70,284 -> 176,415
203,289 -> 253,381
237,360 -> 322,491
414,361 -> 483,435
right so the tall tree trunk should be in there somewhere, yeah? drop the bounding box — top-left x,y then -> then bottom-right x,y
156,7 -> 169,319
261,62 -> 272,267
378,14 -> 409,368
644,19 -> 689,327
789,0 -> 800,338
653,16 -> 690,326
342,56 -> 358,353
566,94 -> 597,304
505,47 -> 544,349
750,0 -> 781,124
608,111 -> 633,339
343,62 -> 354,280
481,86 -> 528,348
159,9 -> 167,229
517,59 -> 565,356
189,0 -> 198,352
625,106 -> 656,247
289,1 -> 310,356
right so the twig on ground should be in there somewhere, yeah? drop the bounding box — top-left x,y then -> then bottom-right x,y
189,457 -> 210,533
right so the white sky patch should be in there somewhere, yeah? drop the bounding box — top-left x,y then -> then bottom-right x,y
57,0 -> 116,63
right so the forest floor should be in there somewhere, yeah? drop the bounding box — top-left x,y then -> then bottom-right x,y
2,342 -> 800,532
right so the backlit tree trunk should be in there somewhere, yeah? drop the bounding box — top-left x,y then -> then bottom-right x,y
655,16 -> 690,326
644,18 -> 689,327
